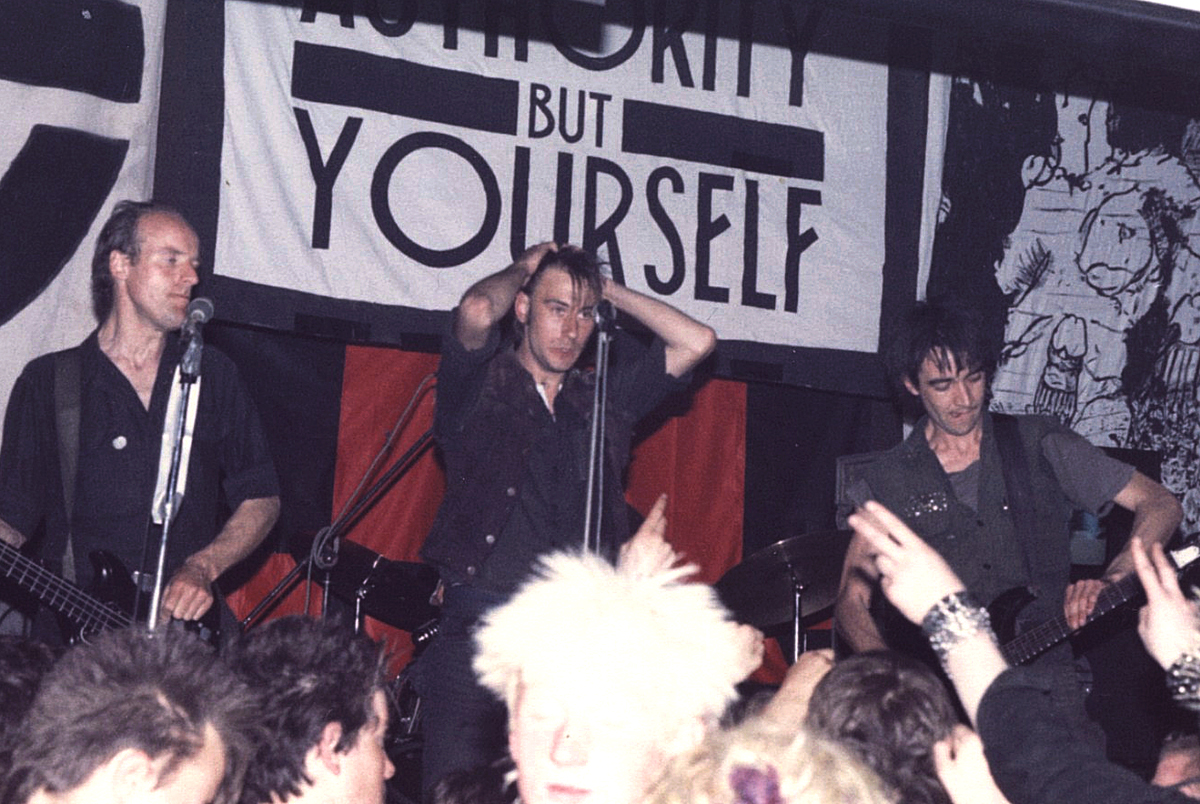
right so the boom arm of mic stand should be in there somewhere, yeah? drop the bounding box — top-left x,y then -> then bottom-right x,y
239,429 -> 434,631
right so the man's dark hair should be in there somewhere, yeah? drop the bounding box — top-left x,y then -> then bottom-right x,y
0,636 -> 57,772
90,199 -> 187,321
3,625 -> 255,804
512,245 -> 604,343
228,615 -> 388,804
806,651 -> 958,804
885,299 -> 996,393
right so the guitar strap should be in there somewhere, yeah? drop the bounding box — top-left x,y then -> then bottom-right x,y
992,412 -> 1036,580
53,347 -> 83,583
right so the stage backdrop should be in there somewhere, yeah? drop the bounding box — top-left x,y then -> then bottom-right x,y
0,0 -> 931,678
928,38 -> 1200,537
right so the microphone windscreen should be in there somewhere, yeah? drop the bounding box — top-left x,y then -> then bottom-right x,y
187,297 -> 214,323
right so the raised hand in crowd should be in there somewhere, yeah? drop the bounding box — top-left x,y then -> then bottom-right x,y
847,500 -> 1008,723
933,724 -> 1012,804
1132,536 -> 1200,671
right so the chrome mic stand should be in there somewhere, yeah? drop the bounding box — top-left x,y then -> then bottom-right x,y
146,328 -> 203,628
582,300 -> 615,554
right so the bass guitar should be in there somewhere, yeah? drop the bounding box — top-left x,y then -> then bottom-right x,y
993,543 -> 1200,666
0,539 -> 219,644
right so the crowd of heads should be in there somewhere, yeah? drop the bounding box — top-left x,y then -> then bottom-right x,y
0,616 -> 390,804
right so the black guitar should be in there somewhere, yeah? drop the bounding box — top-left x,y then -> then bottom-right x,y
0,539 -> 219,644
992,543 -> 1200,666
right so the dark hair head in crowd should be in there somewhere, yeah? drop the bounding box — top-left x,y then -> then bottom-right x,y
3,625 -> 255,804
228,614 -> 388,804
806,650 -> 958,804
91,199 -> 189,322
0,636 -> 57,771
885,299 -> 996,394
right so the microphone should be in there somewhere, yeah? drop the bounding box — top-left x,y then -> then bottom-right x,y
594,299 -> 617,333
182,297 -> 214,339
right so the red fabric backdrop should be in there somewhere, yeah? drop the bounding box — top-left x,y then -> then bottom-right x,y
228,348 -> 788,680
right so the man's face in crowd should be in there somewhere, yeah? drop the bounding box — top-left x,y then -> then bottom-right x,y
144,723 -> 227,804
515,266 -> 598,381
509,678 -> 670,804
330,690 -> 395,804
113,211 -> 200,332
904,350 -> 987,438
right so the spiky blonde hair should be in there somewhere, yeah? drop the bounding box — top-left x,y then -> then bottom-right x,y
474,550 -> 757,736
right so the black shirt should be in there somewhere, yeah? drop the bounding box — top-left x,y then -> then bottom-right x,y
0,331 -> 278,589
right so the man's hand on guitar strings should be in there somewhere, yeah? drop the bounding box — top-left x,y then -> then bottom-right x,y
1063,578 -> 1113,630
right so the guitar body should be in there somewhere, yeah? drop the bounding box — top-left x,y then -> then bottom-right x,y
0,539 -> 223,646
987,585 -> 1038,646
61,552 -> 223,645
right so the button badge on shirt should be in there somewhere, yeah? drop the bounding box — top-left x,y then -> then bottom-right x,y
112,435 -> 128,450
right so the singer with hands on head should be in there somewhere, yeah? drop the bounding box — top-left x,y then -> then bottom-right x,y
0,200 -> 279,643
850,499 -> 1198,804
414,240 -> 716,798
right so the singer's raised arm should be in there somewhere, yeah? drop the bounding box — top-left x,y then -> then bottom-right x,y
601,277 -> 716,378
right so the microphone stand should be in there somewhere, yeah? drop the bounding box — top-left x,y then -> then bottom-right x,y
582,301 -> 615,554
146,330 -> 203,628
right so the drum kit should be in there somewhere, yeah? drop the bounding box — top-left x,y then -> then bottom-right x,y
714,529 -> 851,660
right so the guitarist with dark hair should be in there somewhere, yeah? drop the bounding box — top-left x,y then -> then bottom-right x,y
0,200 -> 279,644
835,300 -> 1182,741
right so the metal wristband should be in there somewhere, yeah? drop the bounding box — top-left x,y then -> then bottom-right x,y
921,591 -> 995,666
1167,651 -> 1200,712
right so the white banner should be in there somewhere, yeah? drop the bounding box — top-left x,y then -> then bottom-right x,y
0,0 -> 166,435
216,1 -> 889,353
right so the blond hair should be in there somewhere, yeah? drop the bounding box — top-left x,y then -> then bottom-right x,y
474,550 -> 755,736
645,716 -> 893,804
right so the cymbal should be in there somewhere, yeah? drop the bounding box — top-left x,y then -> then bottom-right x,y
319,539 -> 440,632
715,530 -> 851,628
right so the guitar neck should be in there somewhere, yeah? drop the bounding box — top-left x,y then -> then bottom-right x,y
1000,574 -> 1140,666
0,539 -> 130,635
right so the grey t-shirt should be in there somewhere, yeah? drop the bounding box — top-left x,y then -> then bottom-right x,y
946,429 -> 1133,513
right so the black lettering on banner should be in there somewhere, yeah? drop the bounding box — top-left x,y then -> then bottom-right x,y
0,126 -> 128,327
777,0 -> 821,108
295,108 -> 362,249
740,179 -> 774,310
542,0 -> 645,71
365,0 -> 418,37
528,83 -> 554,138
737,0 -> 755,98
590,93 -> 612,147
695,172 -> 732,303
510,145 -> 533,258
622,100 -> 822,180
299,0 -> 355,27
651,0 -> 696,88
291,42 -> 519,135
485,0 -> 530,61
527,84 -> 611,147
784,186 -> 821,313
371,132 -> 501,267
701,0 -> 719,92
508,148 -> 574,255
583,157 -> 633,283
443,0 -> 460,49
554,151 -> 574,244
0,0 -> 143,103
644,166 -> 686,295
